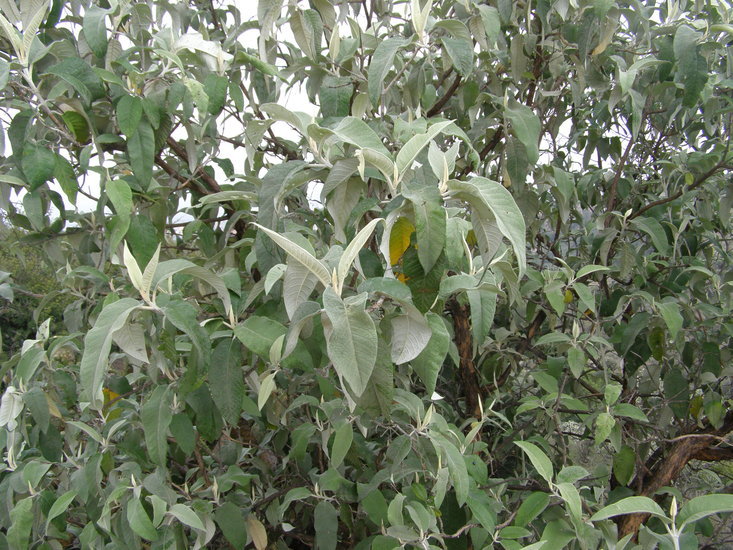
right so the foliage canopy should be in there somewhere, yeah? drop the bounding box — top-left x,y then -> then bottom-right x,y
1,0 -> 733,548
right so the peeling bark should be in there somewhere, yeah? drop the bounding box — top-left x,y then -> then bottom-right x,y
448,298 -> 483,419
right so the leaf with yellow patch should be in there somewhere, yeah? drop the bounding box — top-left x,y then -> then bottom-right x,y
389,217 -> 415,266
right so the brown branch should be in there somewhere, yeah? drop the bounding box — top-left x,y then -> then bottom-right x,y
165,137 -> 222,193
691,447 -> 733,462
617,411 -> 733,538
447,298 -> 483,418
478,126 -> 504,162
426,73 -> 462,118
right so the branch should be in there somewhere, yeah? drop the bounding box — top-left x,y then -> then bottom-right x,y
629,161 -> 732,220
165,137 -> 222,193
617,411 -> 733,538
447,298 -> 483,419
426,73 -> 462,118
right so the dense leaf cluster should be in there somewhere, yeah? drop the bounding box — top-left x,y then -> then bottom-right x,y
0,0 -> 733,549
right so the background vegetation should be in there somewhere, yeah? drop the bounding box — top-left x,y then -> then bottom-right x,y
1,0 -> 733,548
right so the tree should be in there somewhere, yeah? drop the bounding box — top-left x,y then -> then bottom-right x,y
0,0 -> 732,547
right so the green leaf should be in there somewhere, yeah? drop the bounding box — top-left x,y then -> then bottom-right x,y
169,413 -> 195,456
168,503 -> 205,531
80,298 -> 140,408
330,421 -> 353,468
127,497 -> 159,541
590,496 -> 667,522
45,490 -> 77,531
162,298 -> 211,364
441,37 -> 474,75
283,258 -> 319,319
116,95 -> 143,137
664,367 -> 689,419
515,441 -> 554,485
401,179 -> 447,273
127,119 -> 155,188
106,179 -> 132,252
83,6 -> 108,58
613,445 -> 635,486
514,492 -> 550,527
54,155 -> 78,202
612,403 -> 649,422
396,120 -> 454,178
432,435 -> 469,506
337,217 -> 383,291
575,265 -> 610,279
7,497 -> 33,550
656,300 -> 683,340
594,412 -> 615,445
357,339 -> 394,417
323,288 -> 377,397
630,217 -> 670,255
368,37 -> 408,106
331,116 -> 392,158
23,387 -> 49,432
141,385 -> 173,467
61,111 -> 90,143
505,136 -> 529,187
504,99 -> 540,164
16,344 -> 45,384
314,500 -> 339,550
448,177 -> 526,274
567,346 -> 585,378
467,286 -> 497,350
390,306 -> 431,365
234,315 -> 287,358
237,50 -> 282,78
410,312 -> 450,395
204,74 -> 228,115
209,338 -> 244,424
674,25 -> 708,107
254,224 -> 331,287
215,503 -> 246,550
320,75 -> 352,118
0,59 -> 9,90
557,482 -> 582,520
45,57 -> 105,104
22,145 -> 56,189
677,494 -> 733,529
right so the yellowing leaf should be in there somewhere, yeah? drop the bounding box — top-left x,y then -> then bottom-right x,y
389,217 -> 415,266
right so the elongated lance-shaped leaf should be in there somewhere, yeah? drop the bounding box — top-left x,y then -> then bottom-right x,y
590,496 -> 667,522
448,177 -> 526,275
677,494 -> 733,529
80,298 -> 140,408
254,224 -> 331,288
284,257 -> 319,320
336,217 -> 383,294
123,241 -> 144,293
140,243 -> 161,303
322,288 -> 377,397
367,37 -> 408,106
395,120 -> 454,179
141,384 -> 173,467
